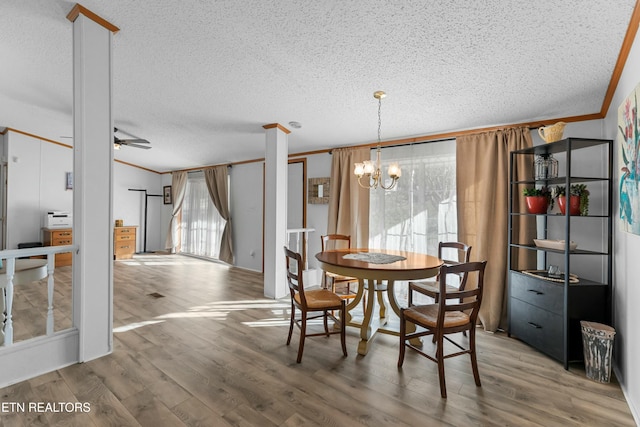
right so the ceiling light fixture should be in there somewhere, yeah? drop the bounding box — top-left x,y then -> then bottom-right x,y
288,121 -> 302,129
354,91 -> 401,190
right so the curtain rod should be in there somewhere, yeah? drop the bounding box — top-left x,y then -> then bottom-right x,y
328,136 -> 455,154
185,165 -> 233,174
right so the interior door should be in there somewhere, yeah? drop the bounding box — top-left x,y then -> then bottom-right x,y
287,159 -> 307,261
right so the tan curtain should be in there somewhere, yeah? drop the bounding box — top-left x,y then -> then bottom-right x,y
165,171 -> 188,251
456,128 -> 536,332
204,166 -> 233,265
327,147 -> 370,248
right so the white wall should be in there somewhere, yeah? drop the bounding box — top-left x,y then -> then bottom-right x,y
1,132 -> 6,248
602,24 -> 640,422
300,153 -> 331,270
5,130 -> 73,249
230,162 -> 264,271
3,129 -> 165,253
113,162 -> 164,252
287,161 -> 304,230
229,153 -> 331,273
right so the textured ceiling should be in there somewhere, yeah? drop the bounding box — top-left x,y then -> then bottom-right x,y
0,1 -> 637,172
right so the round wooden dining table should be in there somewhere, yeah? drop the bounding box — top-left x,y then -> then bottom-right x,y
316,248 -> 442,355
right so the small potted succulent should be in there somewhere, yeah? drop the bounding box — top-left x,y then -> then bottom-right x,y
522,186 -> 552,214
554,184 -> 589,216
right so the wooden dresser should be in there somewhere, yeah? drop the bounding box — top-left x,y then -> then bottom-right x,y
114,226 -> 138,260
42,227 -> 72,267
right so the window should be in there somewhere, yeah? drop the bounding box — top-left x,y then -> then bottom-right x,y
369,140 -> 457,255
179,172 -> 226,259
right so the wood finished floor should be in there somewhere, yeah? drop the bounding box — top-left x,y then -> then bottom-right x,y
0,254 -> 635,426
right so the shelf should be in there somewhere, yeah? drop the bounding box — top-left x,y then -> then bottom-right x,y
512,138 -> 613,155
509,243 -> 608,256
508,137 -> 612,369
511,176 -> 610,185
510,213 -> 608,218
510,270 -> 607,287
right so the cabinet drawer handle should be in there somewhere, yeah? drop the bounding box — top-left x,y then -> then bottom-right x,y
527,322 -> 542,329
527,289 -> 543,295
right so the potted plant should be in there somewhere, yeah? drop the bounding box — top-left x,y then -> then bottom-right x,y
554,184 -> 589,216
522,186 -> 552,214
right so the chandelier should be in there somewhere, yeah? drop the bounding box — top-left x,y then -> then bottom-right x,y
354,91 -> 401,190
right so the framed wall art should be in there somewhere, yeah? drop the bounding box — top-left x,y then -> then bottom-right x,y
308,177 -> 330,204
618,82 -> 640,235
163,185 -> 172,204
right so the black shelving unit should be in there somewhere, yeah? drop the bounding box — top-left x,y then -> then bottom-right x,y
507,138 -> 613,369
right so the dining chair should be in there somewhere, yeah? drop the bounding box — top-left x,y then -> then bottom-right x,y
284,246 -> 347,363
398,261 -> 487,398
407,242 -> 472,306
320,234 -> 360,300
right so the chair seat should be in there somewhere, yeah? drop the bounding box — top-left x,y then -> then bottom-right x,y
403,304 -> 470,329
325,271 -> 356,282
294,288 -> 343,310
324,272 -> 358,299
409,280 -> 459,298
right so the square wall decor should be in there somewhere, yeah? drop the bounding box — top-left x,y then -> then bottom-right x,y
308,177 -> 329,204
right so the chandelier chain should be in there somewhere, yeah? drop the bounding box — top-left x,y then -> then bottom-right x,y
378,96 -> 382,145
353,90 -> 400,190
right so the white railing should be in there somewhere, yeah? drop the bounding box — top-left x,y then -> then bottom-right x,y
286,228 -> 319,287
0,245 -> 75,347
286,228 -> 315,270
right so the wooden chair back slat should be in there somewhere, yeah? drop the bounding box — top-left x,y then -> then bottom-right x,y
438,261 -> 486,324
321,234 -> 351,251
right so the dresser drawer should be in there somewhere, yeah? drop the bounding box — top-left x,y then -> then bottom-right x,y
52,237 -> 73,246
114,226 -> 137,260
51,230 -> 72,240
510,298 -> 563,361
114,244 -> 135,260
42,228 -> 73,267
115,227 -> 136,236
115,241 -> 135,252
510,271 -> 563,315
115,233 -> 135,242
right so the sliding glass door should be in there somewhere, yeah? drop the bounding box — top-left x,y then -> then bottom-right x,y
179,172 -> 226,259
369,140 -> 457,256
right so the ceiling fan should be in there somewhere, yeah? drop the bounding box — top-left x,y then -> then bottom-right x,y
113,127 -> 151,150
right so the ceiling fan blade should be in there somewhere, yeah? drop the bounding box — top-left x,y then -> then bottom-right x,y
124,143 -> 152,150
120,138 -> 150,144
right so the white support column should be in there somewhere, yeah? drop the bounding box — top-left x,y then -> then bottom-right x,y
68,5 -> 119,362
263,123 -> 290,299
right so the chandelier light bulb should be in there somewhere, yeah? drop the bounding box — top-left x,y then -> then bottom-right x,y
363,160 -> 375,175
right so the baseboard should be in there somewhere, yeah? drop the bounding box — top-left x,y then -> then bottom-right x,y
613,364 -> 640,426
